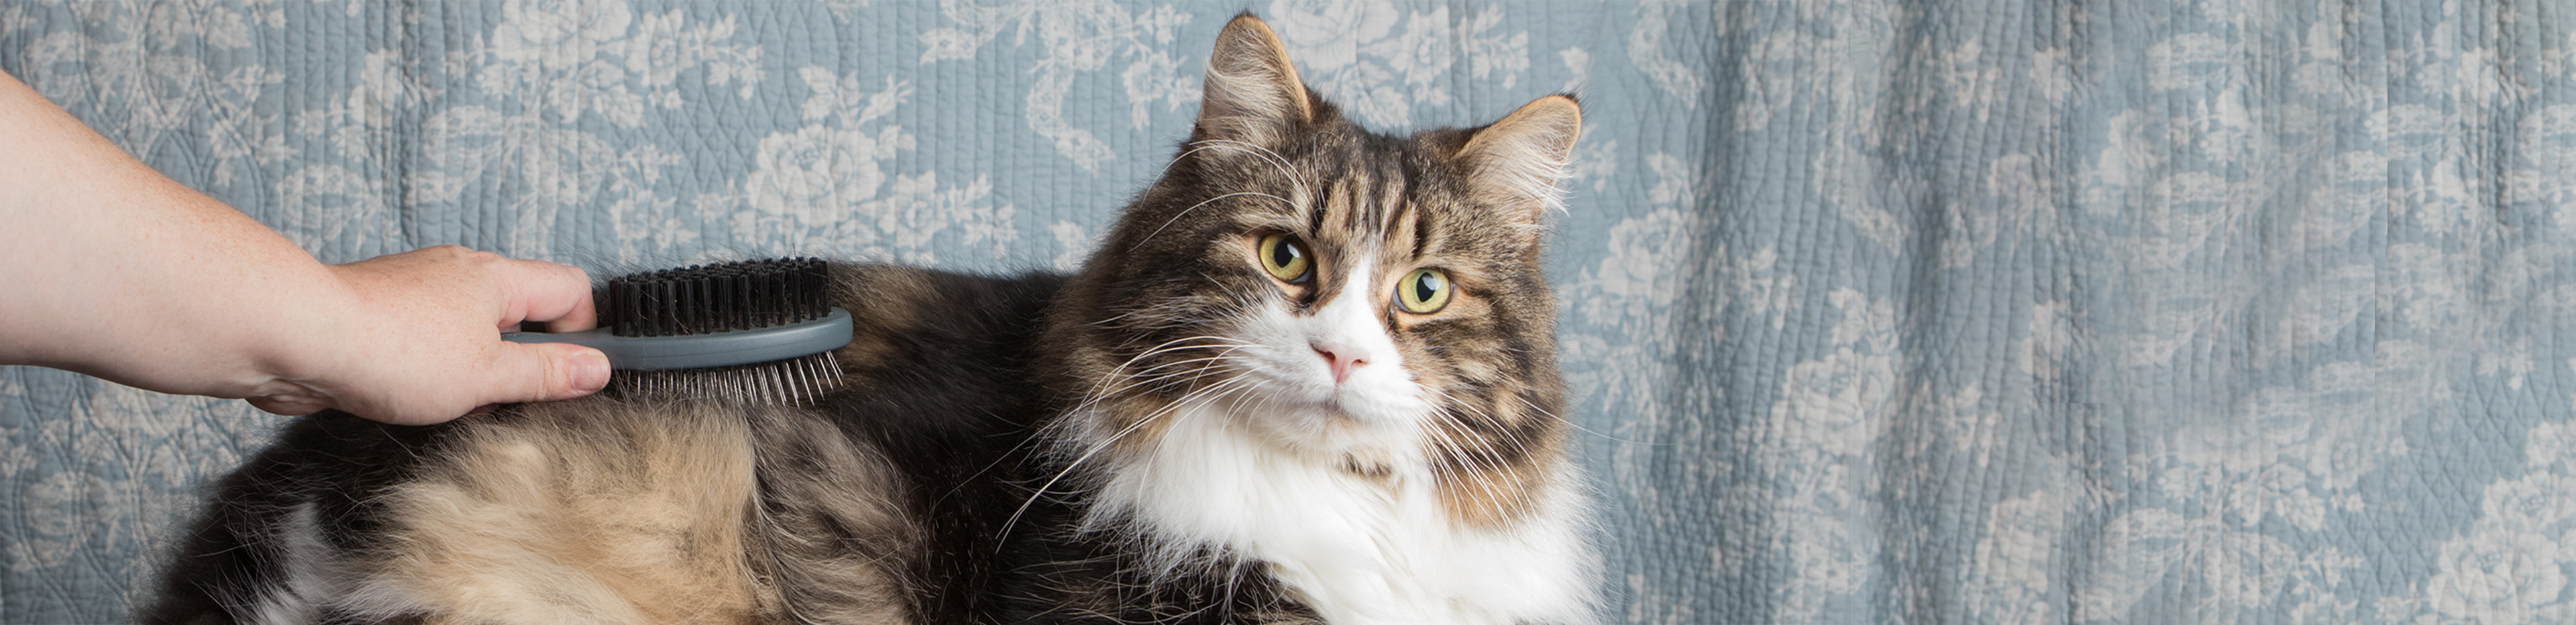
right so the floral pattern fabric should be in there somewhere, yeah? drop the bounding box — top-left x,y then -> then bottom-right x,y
3,2 -> 2574,623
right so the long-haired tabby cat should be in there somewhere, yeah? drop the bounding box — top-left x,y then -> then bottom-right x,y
148,14 -> 1595,625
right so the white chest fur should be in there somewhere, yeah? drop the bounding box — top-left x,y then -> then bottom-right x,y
1083,404 -> 1599,625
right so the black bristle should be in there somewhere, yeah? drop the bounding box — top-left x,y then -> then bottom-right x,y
652,280 -> 676,336
607,257 -> 833,338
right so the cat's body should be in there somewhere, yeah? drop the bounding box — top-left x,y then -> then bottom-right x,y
149,15 -> 1595,625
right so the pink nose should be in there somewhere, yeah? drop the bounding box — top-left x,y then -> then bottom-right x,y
1312,341 -> 1368,384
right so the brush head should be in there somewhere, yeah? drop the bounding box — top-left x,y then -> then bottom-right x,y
607,258 -> 845,404
503,258 -> 849,405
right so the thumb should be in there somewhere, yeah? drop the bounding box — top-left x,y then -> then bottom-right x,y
482,341 -> 612,405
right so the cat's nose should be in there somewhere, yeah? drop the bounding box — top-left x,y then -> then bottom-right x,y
1311,341 -> 1368,384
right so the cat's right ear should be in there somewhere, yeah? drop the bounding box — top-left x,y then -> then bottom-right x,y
1195,13 -> 1313,146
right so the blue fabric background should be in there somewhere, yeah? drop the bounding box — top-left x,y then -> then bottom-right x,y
5,1 -> 2576,623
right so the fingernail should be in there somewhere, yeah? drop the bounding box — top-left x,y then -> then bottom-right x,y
569,349 -> 611,395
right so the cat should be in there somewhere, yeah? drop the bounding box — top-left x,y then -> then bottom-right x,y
146,13 -> 1596,625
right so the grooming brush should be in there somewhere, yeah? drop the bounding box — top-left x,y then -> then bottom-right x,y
502,258 -> 853,405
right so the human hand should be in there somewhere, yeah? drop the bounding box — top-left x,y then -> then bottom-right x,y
241,245 -> 611,424
0,68 -> 605,425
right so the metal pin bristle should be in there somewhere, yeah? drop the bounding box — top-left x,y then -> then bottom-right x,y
605,352 -> 844,406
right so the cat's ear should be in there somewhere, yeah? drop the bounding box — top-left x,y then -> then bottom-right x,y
1458,95 -> 1583,233
1195,14 -> 1313,146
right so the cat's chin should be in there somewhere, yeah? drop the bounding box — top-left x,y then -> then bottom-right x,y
1233,395 -> 1428,459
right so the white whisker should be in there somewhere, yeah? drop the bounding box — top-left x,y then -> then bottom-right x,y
1133,190 -> 1295,250
1514,392 -> 1661,446
1003,374 -> 1257,547
1179,139 -> 1310,194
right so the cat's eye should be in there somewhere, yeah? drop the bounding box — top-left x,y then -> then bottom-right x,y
1396,269 -> 1452,314
1258,233 -> 1313,282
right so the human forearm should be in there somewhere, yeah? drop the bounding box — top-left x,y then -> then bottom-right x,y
0,67 -> 347,396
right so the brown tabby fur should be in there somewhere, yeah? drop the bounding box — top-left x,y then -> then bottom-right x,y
1040,16 -> 1578,532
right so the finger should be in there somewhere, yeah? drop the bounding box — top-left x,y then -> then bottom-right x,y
492,258 -> 597,333
475,341 -> 611,406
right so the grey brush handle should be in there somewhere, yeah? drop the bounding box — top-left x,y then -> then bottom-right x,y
503,308 -> 855,371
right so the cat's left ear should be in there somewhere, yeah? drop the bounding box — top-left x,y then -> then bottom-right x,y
1458,95 -> 1582,236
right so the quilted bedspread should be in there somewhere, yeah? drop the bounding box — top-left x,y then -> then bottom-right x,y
5,1 -> 2576,623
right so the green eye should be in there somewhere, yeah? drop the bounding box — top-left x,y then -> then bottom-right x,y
1258,233 -> 1313,282
1397,268 -> 1452,314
